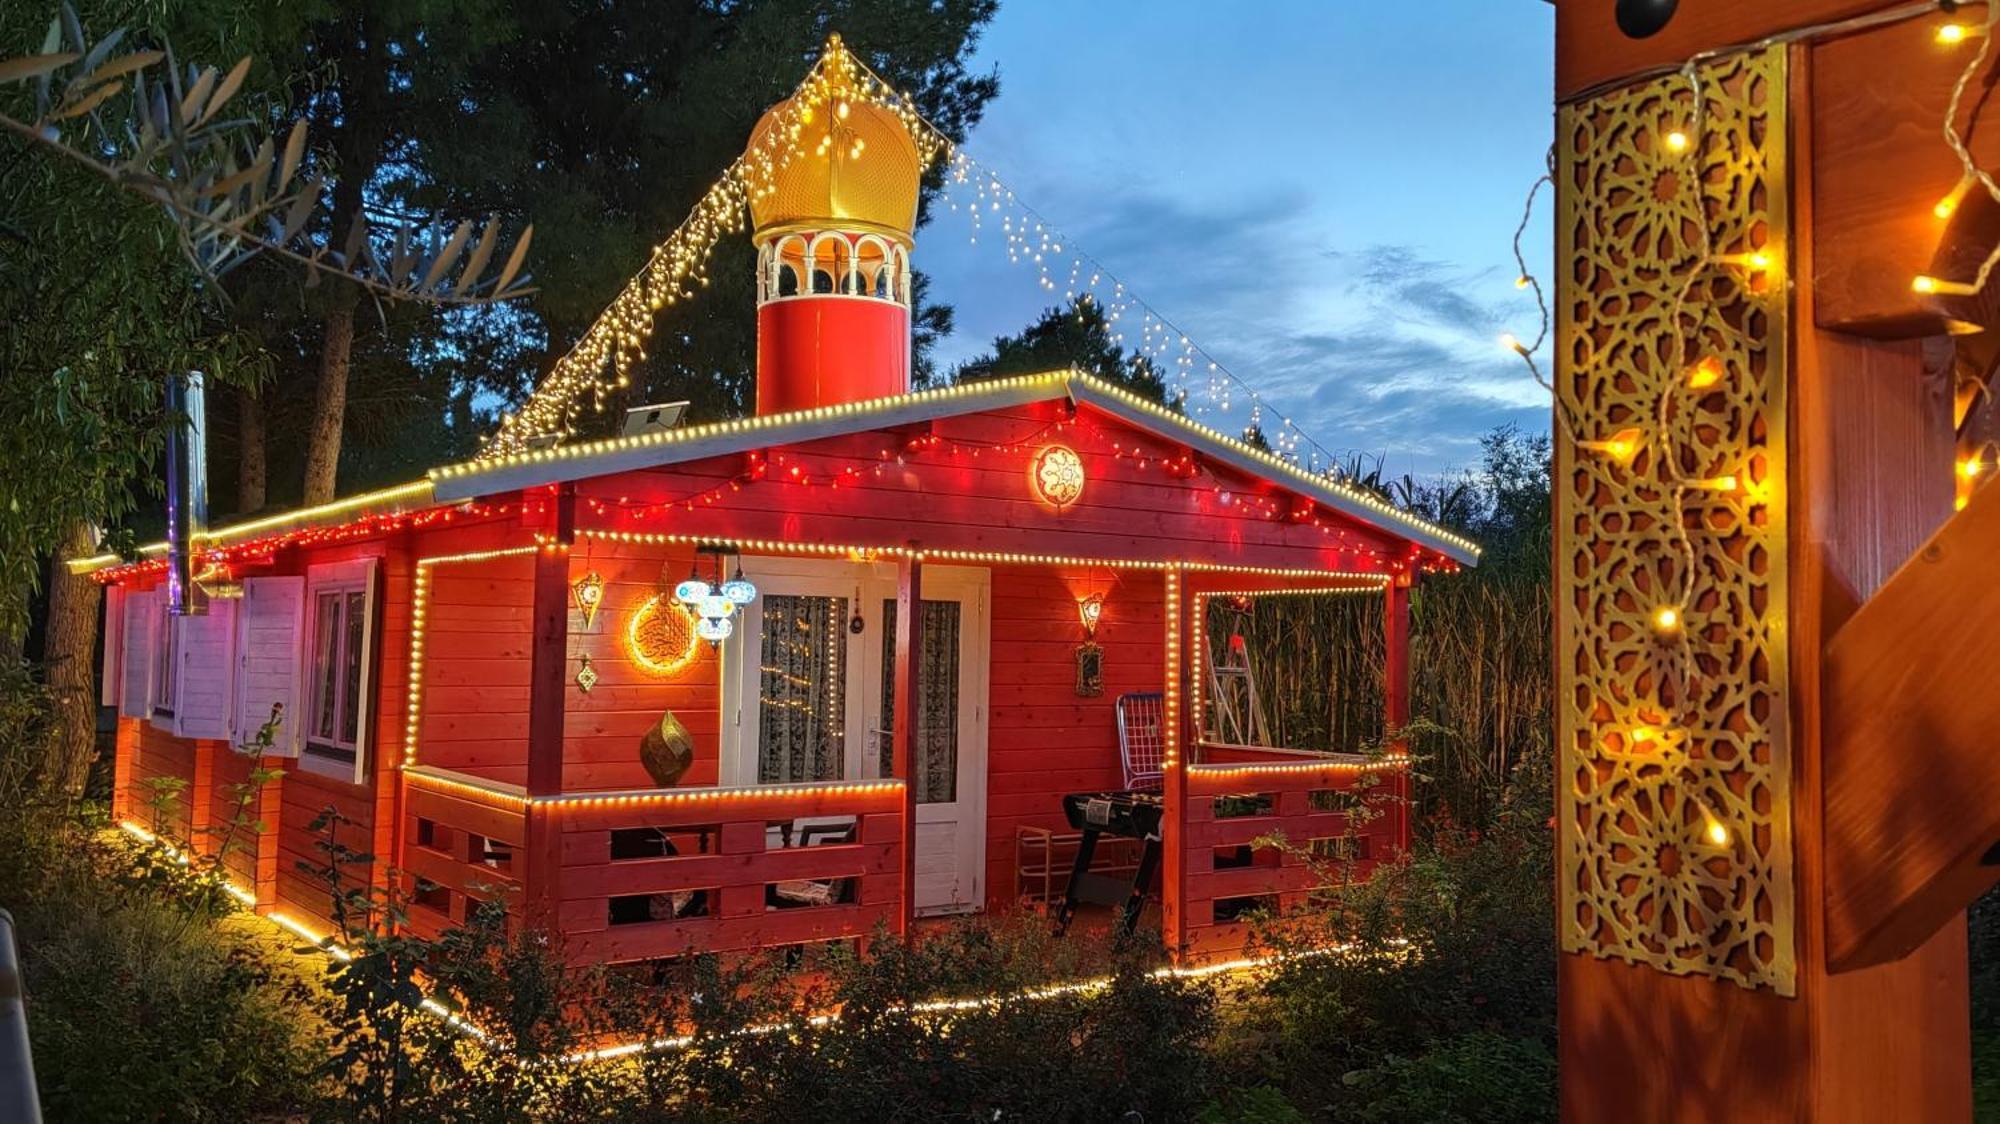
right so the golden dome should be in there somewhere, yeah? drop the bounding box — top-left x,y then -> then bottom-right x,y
744,47 -> 923,244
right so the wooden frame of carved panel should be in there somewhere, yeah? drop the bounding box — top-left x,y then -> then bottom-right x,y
1555,46 -> 1795,994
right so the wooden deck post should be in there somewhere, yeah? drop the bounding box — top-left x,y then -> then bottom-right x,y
188,738 -> 217,847
1381,575 -> 1411,855
1553,5 -> 1971,1119
1159,567 -> 1187,960
522,484 -> 575,931
891,547 -> 922,937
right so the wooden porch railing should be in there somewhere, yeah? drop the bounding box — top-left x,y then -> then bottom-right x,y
401,767 -> 529,938
400,768 -> 905,963
1168,746 -> 1407,962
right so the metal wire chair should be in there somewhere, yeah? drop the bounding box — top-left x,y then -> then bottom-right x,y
1116,692 -> 1166,791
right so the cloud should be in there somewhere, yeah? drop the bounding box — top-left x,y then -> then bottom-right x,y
925,184 -> 1551,475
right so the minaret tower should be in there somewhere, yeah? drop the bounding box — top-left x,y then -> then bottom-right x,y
744,44 -> 922,415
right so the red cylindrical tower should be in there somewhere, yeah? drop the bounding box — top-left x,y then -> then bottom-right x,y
745,55 -> 921,416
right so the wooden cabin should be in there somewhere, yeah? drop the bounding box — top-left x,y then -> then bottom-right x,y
77,60 -> 1479,968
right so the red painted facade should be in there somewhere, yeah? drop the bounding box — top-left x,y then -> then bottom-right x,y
99,385 -> 1449,961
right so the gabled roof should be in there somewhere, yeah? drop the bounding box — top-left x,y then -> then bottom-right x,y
430,370 -> 1482,564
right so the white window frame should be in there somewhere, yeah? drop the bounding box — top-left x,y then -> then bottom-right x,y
297,559 -> 379,783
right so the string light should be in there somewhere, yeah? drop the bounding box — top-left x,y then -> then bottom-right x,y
403,546 -> 541,767
479,36 -> 1354,482
1653,606 -> 1681,634
1577,428 -> 1645,463
1664,129 -> 1690,152
1685,356 -> 1725,389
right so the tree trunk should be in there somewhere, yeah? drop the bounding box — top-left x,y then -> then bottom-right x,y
41,519 -> 102,795
301,300 -> 355,505
238,384 -> 267,514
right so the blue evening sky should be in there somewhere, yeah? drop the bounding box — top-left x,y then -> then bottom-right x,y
917,0 -> 1555,477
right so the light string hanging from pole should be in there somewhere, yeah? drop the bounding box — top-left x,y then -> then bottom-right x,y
934,148 -> 1326,472
483,35 -> 1354,483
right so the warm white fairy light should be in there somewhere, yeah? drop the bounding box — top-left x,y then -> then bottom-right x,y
484,34 -> 1343,480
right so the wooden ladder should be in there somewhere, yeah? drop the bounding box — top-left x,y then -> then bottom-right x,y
1205,602 -> 1270,747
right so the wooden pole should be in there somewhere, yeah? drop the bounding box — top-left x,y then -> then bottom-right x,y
1382,575 -> 1411,856
892,547 -> 923,937
1160,566 -> 1187,960
1553,4 -> 1970,1119
522,484 -> 575,931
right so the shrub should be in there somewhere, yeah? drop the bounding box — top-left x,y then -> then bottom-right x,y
1214,741 -> 1556,1119
0,668 -> 320,1121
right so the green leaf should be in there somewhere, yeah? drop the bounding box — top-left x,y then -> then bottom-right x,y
419,219 -> 473,293
195,55 -> 251,127
492,223 -> 533,295
276,117 -> 307,190
456,215 -> 499,292
80,48 -> 160,86
50,77 -> 120,121
0,52 -> 80,84
178,64 -> 216,127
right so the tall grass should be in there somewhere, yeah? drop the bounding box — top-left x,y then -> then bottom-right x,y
1211,428 -> 1552,829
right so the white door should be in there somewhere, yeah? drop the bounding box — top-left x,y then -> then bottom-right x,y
722,558 -> 989,916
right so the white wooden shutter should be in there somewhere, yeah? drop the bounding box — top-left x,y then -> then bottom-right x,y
235,576 -> 305,756
352,560 -> 381,780
173,599 -> 237,740
118,589 -> 156,718
101,585 -> 125,708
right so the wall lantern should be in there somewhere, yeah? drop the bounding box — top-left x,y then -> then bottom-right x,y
573,570 -> 606,627
1077,593 -> 1105,639
1031,444 -> 1086,510
675,549 -> 756,645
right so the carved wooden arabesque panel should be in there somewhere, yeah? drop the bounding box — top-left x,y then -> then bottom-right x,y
1555,47 -> 1795,994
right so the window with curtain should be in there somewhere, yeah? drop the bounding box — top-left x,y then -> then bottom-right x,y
879,599 -> 961,804
757,594 -> 849,783
305,587 -> 368,769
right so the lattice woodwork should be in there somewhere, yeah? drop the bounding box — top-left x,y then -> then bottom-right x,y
1555,47 -> 1795,994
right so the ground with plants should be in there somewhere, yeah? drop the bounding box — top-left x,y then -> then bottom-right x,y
0,432 -> 1991,1121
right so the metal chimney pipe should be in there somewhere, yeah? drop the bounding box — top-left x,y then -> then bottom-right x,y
165,371 -> 208,616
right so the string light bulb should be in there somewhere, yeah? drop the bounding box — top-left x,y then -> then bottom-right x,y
1938,22 -> 1976,45
1653,606 -> 1681,634
1913,274 -> 1980,296
1704,813 -> 1731,847
1685,355 -> 1725,389
1664,130 -> 1690,152
1935,175 -> 1974,219
1688,474 -> 1739,493
1579,427 -> 1645,463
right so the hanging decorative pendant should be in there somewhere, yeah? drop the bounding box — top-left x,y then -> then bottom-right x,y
575,653 -> 599,694
572,570 -> 606,627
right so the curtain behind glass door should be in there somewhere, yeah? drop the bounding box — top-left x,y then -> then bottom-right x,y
757,594 -> 849,783
879,599 -> 962,803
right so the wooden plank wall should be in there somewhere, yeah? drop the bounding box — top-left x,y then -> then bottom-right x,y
563,538 -> 721,792
573,404 -> 1409,575
416,551 -> 536,783
126,718 -> 197,836
984,564 -> 1161,905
